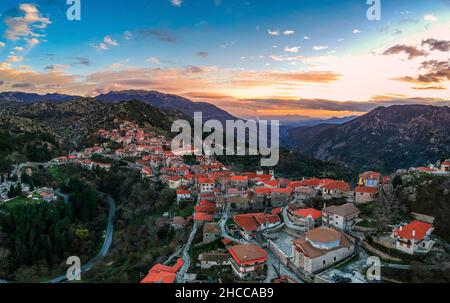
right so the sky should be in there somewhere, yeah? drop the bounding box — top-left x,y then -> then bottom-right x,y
0,0 -> 449,120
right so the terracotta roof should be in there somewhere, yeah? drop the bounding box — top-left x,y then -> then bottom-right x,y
234,213 -> 281,232
230,176 -> 248,182
228,244 -> 268,266
194,212 -> 214,222
323,203 -> 360,218
322,181 -> 350,192
442,162 -> 450,166
254,187 -> 272,195
293,229 -> 354,259
394,220 -> 433,241
140,258 -> 184,284
355,186 -> 379,193
294,208 -> 322,220
306,227 -> 341,243
176,190 -> 191,195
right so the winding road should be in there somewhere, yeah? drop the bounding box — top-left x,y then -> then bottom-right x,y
47,195 -> 116,283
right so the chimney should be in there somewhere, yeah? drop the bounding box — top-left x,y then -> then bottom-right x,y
400,226 -> 403,231
412,230 -> 416,237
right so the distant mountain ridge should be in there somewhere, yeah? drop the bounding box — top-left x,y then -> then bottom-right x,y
284,104 -> 450,173
0,90 -> 236,123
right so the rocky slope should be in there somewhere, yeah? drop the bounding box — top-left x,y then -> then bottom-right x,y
284,104 -> 450,172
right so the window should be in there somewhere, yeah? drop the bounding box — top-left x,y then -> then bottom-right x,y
323,260 -> 326,265
334,257 -> 337,262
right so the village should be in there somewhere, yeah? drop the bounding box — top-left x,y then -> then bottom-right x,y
1,119 -> 449,284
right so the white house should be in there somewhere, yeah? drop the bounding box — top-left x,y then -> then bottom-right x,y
292,227 -> 355,274
392,221 -> 434,255
322,203 -> 360,233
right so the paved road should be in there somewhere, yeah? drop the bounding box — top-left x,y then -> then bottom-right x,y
47,195 -> 116,283
176,222 -> 199,283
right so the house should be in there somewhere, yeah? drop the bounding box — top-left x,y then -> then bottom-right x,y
194,212 -> 214,223
440,161 -> 450,172
199,251 -> 231,269
39,191 -> 57,203
288,208 -> 322,230
292,227 -> 355,274
358,171 -> 381,187
140,258 -> 184,284
199,178 -> 215,193
95,162 -> 112,171
230,176 -> 249,188
176,189 -> 191,203
321,181 -> 350,200
141,167 -> 153,178
270,188 -> 292,207
355,186 -> 379,204
228,244 -> 268,279
172,216 -> 189,230
233,213 -> 281,240
168,176 -> 182,189
392,221 -> 434,255
322,203 -> 360,233
78,159 -> 94,170
203,222 -> 221,244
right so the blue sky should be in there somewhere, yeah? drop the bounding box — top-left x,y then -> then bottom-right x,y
0,0 -> 449,118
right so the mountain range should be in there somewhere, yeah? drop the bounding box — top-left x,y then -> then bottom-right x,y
283,104 -> 450,172
0,90 -> 235,124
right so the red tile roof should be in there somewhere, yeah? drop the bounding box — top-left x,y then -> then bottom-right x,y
176,190 -> 191,195
140,258 -> 184,284
355,186 -> 379,193
254,187 -> 273,195
395,221 -> 433,241
230,175 -> 249,182
322,181 -> 350,192
228,244 -> 268,266
294,208 -> 322,220
234,213 -> 281,231
194,212 -> 214,222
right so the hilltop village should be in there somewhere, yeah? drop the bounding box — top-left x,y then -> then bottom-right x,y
1,120 -> 449,283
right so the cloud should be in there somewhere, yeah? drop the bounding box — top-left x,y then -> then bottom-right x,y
27,37 -> 40,47
283,30 -> 295,36
284,46 -> 301,53
196,51 -> 209,58
4,3 -> 51,41
421,38 -> 450,52
72,57 -> 90,66
137,29 -> 178,43
313,45 -> 328,51
353,29 -> 362,34
13,46 -> 23,51
383,44 -> 428,59
170,0 -> 183,7
123,31 -> 133,40
92,35 -> 119,50
6,55 -> 23,63
424,14 -> 438,22
0,42 -> 5,47
271,55 -> 304,62
12,82 -> 34,89
104,36 -> 118,46
395,60 -> 450,84
268,29 -> 280,36
304,36 -> 311,40
146,57 -> 161,64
